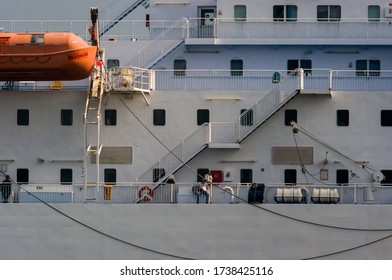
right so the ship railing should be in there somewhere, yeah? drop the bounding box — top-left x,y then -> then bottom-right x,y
7,182 -> 392,205
0,80 -> 89,92
126,17 -> 188,68
331,70 -> 392,91
0,20 -> 180,42
187,18 -> 392,42
208,122 -> 238,144
107,66 -> 154,93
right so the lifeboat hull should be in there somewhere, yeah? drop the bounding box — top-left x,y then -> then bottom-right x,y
0,32 -> 97,81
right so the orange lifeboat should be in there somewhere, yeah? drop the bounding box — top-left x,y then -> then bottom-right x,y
0,32 -> 97,81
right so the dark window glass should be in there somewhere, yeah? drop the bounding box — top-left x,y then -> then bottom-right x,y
104,169 -> 117,184
231,59 -> 243,76
287,60 -> 299,74
240,169 -> 253,184
153,109 -> 166,126
197,109 -> 210,126
285,109 -> 297,126
317,5 -> 341,21
381,170 -> 392,185
240,109 -> 253,126
317,5 -> 329,21
17,109 -> 29,126
107,59 -> 120,69
17,169 -> 29,184
330,6 -> 341,21
174,59 -> 186,76
381,110 -> 392,126
284,169 -> 297,185
337,110 -> 349,126
60,169 -> 73,185
369,60 -> 380,76
234,5 -> 246,21
197,168 -> 210,182
368,5 -> 380,22
336,169 -> 349,185
286,5 -> 298,22
301,59 -> 312,76
105,109 -> 117,126
153,168 -> 165,183
273,5 -> 284,21
61,109 -> 73,126
356,60 -> 367,76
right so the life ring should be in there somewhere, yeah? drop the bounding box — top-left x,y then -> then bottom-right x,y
138,186 -> 154,202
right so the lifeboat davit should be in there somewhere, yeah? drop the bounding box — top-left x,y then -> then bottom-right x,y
0,32 -> 97,81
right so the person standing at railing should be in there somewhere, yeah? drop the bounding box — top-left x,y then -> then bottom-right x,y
1,175 -> 12,203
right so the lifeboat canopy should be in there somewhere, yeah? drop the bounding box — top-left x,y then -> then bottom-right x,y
0,32 -> 97,81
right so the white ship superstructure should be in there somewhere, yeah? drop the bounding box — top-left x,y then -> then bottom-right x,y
0,0 -> 392,259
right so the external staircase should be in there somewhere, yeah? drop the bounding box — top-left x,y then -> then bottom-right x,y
136,69 -> 329,188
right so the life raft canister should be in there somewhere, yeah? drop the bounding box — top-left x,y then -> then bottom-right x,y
138,186 -> 154,202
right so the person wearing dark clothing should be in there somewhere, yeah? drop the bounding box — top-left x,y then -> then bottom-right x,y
1,175 -> 11,203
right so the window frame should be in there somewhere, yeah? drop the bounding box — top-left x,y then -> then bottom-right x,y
60,169 -> 73,185
234,5 -> 246,21
61,109 -> 73,126
174,59 -> 186,76
337,110 -> 349,126
104,168 -> 117,185
197,109 -> 210,126
153,109 -> 166,126
104,109 -> 117,126
17,109 -> 29,126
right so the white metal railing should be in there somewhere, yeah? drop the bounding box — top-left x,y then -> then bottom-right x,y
208,122 -> 238,143
126,18 -> 188,67
107,66 -> 154,92
188,18 -> 392,41
136,123 -> 209,184
5,182 -> 392,205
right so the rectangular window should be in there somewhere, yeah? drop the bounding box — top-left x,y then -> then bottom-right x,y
197,168 -> 210,183
287,60 -> 299,74
337,110 -> 349,126
285,109 -> 297,126
153,168 -> 165,183
273,5 -> 297,22
197,109 -> 210,126
104,168 -> 117,185
17,109 -> 29,126
61,109 -> 73,126
336,169 -> 349,185
60,169 -> 73,185
153,109 -> 166,126
234,5 -> 246,21
381,110 -> 392,126
356,60 -> 380,76
230,59 -> 243,76
105,109 -> 117,126
284,169 -> 297,185
174,59 -> 186,76
317,5 -> 341,21
17,169 -> 29,184
107,59 -> 120,69
368,5 -> 380,22
240,169 -> 253,184
240,109 -> 253,126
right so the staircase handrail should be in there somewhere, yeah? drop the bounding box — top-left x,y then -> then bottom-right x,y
136,123 -> 208,184
238,69 -> 302,142
126,17 -> 189,67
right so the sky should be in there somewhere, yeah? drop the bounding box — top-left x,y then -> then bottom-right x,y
0,0 -> 140,20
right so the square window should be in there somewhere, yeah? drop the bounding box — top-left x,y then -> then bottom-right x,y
153,168 -> 165,183
381,110 -> 392,126
104,168 -> 117,185
240,109 -> 253,126
240,169 -> 253,184
284,169 -> 297,185
174,59 -> 186,76
61,109 -> 73,126
231,59 -> 243,76
60,169 -> 73,185
234,5 -> 246,21
285,109 -> 297,126
107,59 -> 120,69
336,169 -> 349,185
197,109 -> 210,126
17,109 -> 29,126
17,169 -> 29,184
153,109 -> 166,126
337,110 -> 349,126
105,109 -> 117,126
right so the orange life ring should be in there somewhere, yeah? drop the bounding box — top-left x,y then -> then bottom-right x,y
138,186 -> 154,202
